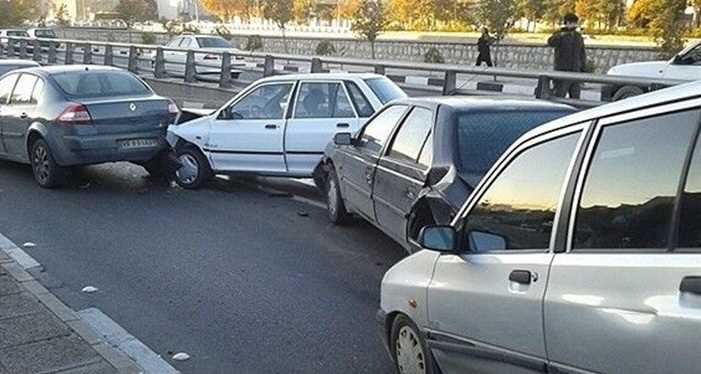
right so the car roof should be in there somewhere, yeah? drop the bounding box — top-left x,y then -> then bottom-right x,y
519,80 -> 701,141
391,96 -> 575,112
9,64 -> 124,77
256,72 -> 384,83
0,59 -> 40,67
179,34 -> 226,38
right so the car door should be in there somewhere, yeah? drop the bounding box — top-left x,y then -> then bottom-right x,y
0,73 -> 19,156
163,37 -> 182,73
3,73 -> 42,158
207,81 -> 295,174
545,105 -> 701,374
372,106 -> 433,245
426,126 -> 585,374
285,81 -> 359,176
664,43 -> 701,80
337,104 -> 408,221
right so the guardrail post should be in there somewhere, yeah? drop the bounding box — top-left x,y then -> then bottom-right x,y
4,41 -> 11,57
19,40 -> 27,59
103,44 -> 113,66
47,41 -> 57,64
154,47 -> 166,78
443,70 -> 457,95
83,43 -> 92,64
535,75 -> 552,99
374,65 -> 386,75
65,42 -> 74,64
32,40 -> 42,62
263,55 -> 275,77
310,58 -> 322,73
219,52 -> 232,88
184,50 -> 196,83
127,45 -> 138,73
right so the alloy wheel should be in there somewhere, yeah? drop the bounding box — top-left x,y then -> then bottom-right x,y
33,143 -> 50,184
176,153 -> 199,185
327,176 -> 338,216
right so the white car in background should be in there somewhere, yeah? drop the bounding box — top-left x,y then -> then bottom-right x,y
166,73 -> 407,189
160,34 -> 243,76
605,40 -> 701,100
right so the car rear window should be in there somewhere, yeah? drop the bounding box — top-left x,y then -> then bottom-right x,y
196,37 -> 232,48
363,77 -> 406,104
52,70 -> 151,98
456,110 -> 573,187
35,29 -> 57,38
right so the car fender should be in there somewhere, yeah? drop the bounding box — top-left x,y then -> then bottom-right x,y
607,61 -> 669,78
166,115 -> 212,149
380,250 -> 441,331
24,121 -> 50,162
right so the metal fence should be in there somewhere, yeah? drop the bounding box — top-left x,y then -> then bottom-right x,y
3,36 -> 690,108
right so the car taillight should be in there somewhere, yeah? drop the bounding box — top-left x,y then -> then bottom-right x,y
57,103 -> 92,125
168,100 -> 179,115
203,54 -> 219,60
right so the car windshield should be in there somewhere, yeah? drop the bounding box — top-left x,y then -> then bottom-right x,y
35,29 -> 56,38
363,77 -> 406,104
196,37 -> 232,48
52,70 -> 151,98
456,110 -> 574,187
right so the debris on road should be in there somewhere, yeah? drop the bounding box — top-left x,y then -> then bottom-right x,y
81,286 -> 99,293
172,352 -> 191,361
22,242 -> 36,248
297,210 -> 309,217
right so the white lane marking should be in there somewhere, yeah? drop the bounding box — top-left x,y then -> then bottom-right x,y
79,308 -> 180,374
0,234 -> 41,269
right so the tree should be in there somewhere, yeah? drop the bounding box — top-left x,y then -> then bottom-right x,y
201,0 -> 257,21
477,0 -> 517,66
518,0 -> 545,31
261,0 -> 294,53
0,0 -> 38,28
115,0 -> 158,42
649,0 -> 687,57
351,0 -> 387,59
691,0 -> 701,27
54,3 -> 70,27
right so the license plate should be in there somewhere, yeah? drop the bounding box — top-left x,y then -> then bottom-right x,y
118,138 -> 158,149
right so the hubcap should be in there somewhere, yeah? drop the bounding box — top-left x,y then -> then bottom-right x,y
327,177 -> 338,216
176,153 -> 199,184
395,325 -> 426,374
33,144 -> 50,184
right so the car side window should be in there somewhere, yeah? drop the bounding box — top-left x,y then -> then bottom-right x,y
294,82 -> 355,119
387,107 -> 433,165
679,134 -> 701,248
345,81 -> 374,118
30,78 -> 43,104
358,105 -> 407,155
167,38 -> 181,47
573,110 -> 700,250
0,74 -> 18,104
462,132 -> 581,253
10,74 -> 38,105
681,44 -> 701,65
179,38 -> 191,48
229,83 -> 293,120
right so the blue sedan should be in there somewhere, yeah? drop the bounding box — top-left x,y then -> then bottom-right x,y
0,65 -> 179,187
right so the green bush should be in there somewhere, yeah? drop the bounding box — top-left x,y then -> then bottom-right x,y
141,32 -> 157,45
315,40 -> 337,56
423,47 -> 445,63
245,35 -> 264,51
583,59 -> 597,73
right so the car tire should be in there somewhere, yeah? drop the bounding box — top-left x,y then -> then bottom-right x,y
391,314 -> 436,374
174,145 -> 211,189
325,166 -> 350,225
30,138 -> 65,188
613,85 -> 644,101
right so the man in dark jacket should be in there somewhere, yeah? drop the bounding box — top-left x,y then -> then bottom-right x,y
476,28 -> 494,67
547,13 -> 586,98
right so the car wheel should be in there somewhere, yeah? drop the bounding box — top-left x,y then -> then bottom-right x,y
174,146 -> 211,189
325,166 -> 350,225
613,85 -> 644,101
30,138 -> 65,188
391,314 -> 435,374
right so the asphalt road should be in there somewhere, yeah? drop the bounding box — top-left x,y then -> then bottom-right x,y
0,160 -> 406,373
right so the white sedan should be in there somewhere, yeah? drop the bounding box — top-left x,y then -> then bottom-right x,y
160,34 -> 243,76
605,40 -> 701,100
166,73 -> 407,189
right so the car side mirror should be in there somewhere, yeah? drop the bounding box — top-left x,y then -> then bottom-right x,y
334,132 -> 353,146
419,225 -> 457,253
467,230 -> 507,252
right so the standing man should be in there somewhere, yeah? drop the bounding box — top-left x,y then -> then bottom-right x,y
547,13 -> 586,98
476,28 -> 494,67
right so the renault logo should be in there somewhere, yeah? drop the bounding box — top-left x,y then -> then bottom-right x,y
129,103 -> 137,112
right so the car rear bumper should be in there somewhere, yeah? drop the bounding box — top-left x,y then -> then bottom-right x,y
48,130 -> 169,166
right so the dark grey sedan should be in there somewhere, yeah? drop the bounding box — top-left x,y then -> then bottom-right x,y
315,97 -> 576,253
0,65 -> 179,187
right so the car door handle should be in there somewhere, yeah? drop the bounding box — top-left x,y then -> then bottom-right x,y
509,270 -> 533,285
265,124 -> 278,129
680,276 -> 701,295
19,112 -> 28,119
336,123 -> 350,128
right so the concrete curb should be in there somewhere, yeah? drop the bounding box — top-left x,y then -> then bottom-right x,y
0,235 -> 143,374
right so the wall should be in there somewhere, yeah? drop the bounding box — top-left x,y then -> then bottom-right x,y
56,27 -> 661,73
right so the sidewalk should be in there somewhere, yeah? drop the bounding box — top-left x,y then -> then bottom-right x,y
0,248 -> 142,374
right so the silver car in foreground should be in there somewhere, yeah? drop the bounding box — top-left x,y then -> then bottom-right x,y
378,80 -> 701,374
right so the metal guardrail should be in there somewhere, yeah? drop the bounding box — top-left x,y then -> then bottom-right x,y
2,36 -> 690,108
